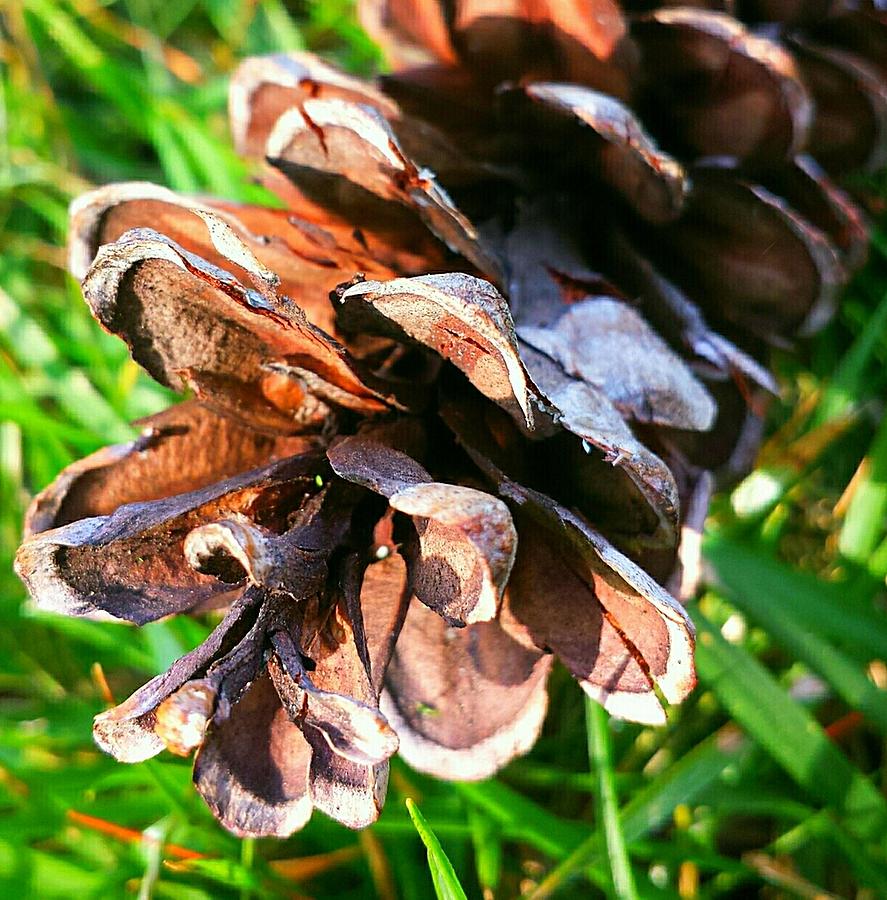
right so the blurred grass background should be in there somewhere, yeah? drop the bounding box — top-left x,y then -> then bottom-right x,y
1,1 -> 886,897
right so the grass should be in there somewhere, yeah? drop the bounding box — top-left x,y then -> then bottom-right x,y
1,1 -> 886,896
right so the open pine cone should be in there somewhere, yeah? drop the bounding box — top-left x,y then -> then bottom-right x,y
15,1 -> 886,837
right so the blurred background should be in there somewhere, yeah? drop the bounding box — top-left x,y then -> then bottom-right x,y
1,1 -> 886,897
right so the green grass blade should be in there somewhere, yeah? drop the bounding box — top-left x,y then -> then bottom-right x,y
705,537 -> 887,734
586,699 -> 638,900
814,289 -> 887,425
405,798 -> 468,900
455,779 -> 585,858
694,612 -> 887,843
839,413 -> 887,568
868,533 -> 887,580
526,728 -> 746,898
704,535 -> 887,659
768,810 -> 887,894
467,806 -> 502,897
23,0 -> 148,129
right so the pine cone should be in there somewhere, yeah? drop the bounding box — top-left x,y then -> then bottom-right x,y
15,1 -> 885,837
